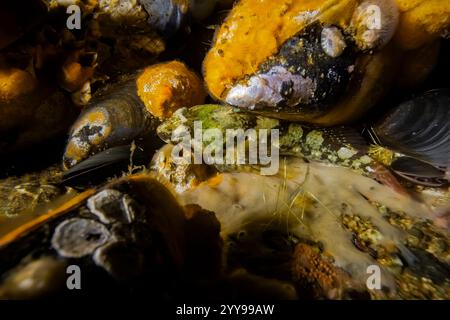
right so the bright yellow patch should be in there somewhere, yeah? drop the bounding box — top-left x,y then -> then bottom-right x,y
368,145 -> 394,167
203,0 -> 358,100
64,141 -> 84,164
394,0 -> 450,50
85,110 -> 107,124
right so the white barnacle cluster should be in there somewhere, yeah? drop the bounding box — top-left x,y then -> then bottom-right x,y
226,66 -> 317,110
350,0 -> 399,51
321,26 -> 347,58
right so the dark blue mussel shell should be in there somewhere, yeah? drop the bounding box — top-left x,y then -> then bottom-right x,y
373,90 -> 450,186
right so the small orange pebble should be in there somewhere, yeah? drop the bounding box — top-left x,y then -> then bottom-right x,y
60,61 -> 94,92
136,61 -> 206,119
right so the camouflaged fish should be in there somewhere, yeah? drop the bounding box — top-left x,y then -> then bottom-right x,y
158,104 -> 384,178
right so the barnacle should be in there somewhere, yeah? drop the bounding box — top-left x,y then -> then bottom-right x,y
350,0 -> 399,51
203,0 -> 450,125
63,61 -> 204,169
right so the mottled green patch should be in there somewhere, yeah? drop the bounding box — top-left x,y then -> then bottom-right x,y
196,105 -> 253,131
256,117 -> 280,130
194,104 -> 225,129
305,130 -> 324,150
359,156 -> 373,165
279,124 -> 304,150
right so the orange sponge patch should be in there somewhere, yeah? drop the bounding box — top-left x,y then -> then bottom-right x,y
137,61 -> 206,119
203,0 -> 358,100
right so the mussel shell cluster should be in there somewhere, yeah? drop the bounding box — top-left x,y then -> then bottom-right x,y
63,61 -> 205,170
62,76 -> 156,170
372,90 -> 450,186
203,0 -> 449,125
0,176 -> 187,298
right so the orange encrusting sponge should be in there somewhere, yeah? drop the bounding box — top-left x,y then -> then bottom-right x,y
204,0 -> 450,101
203,0 -> 358,101
137,61 -> 206,119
